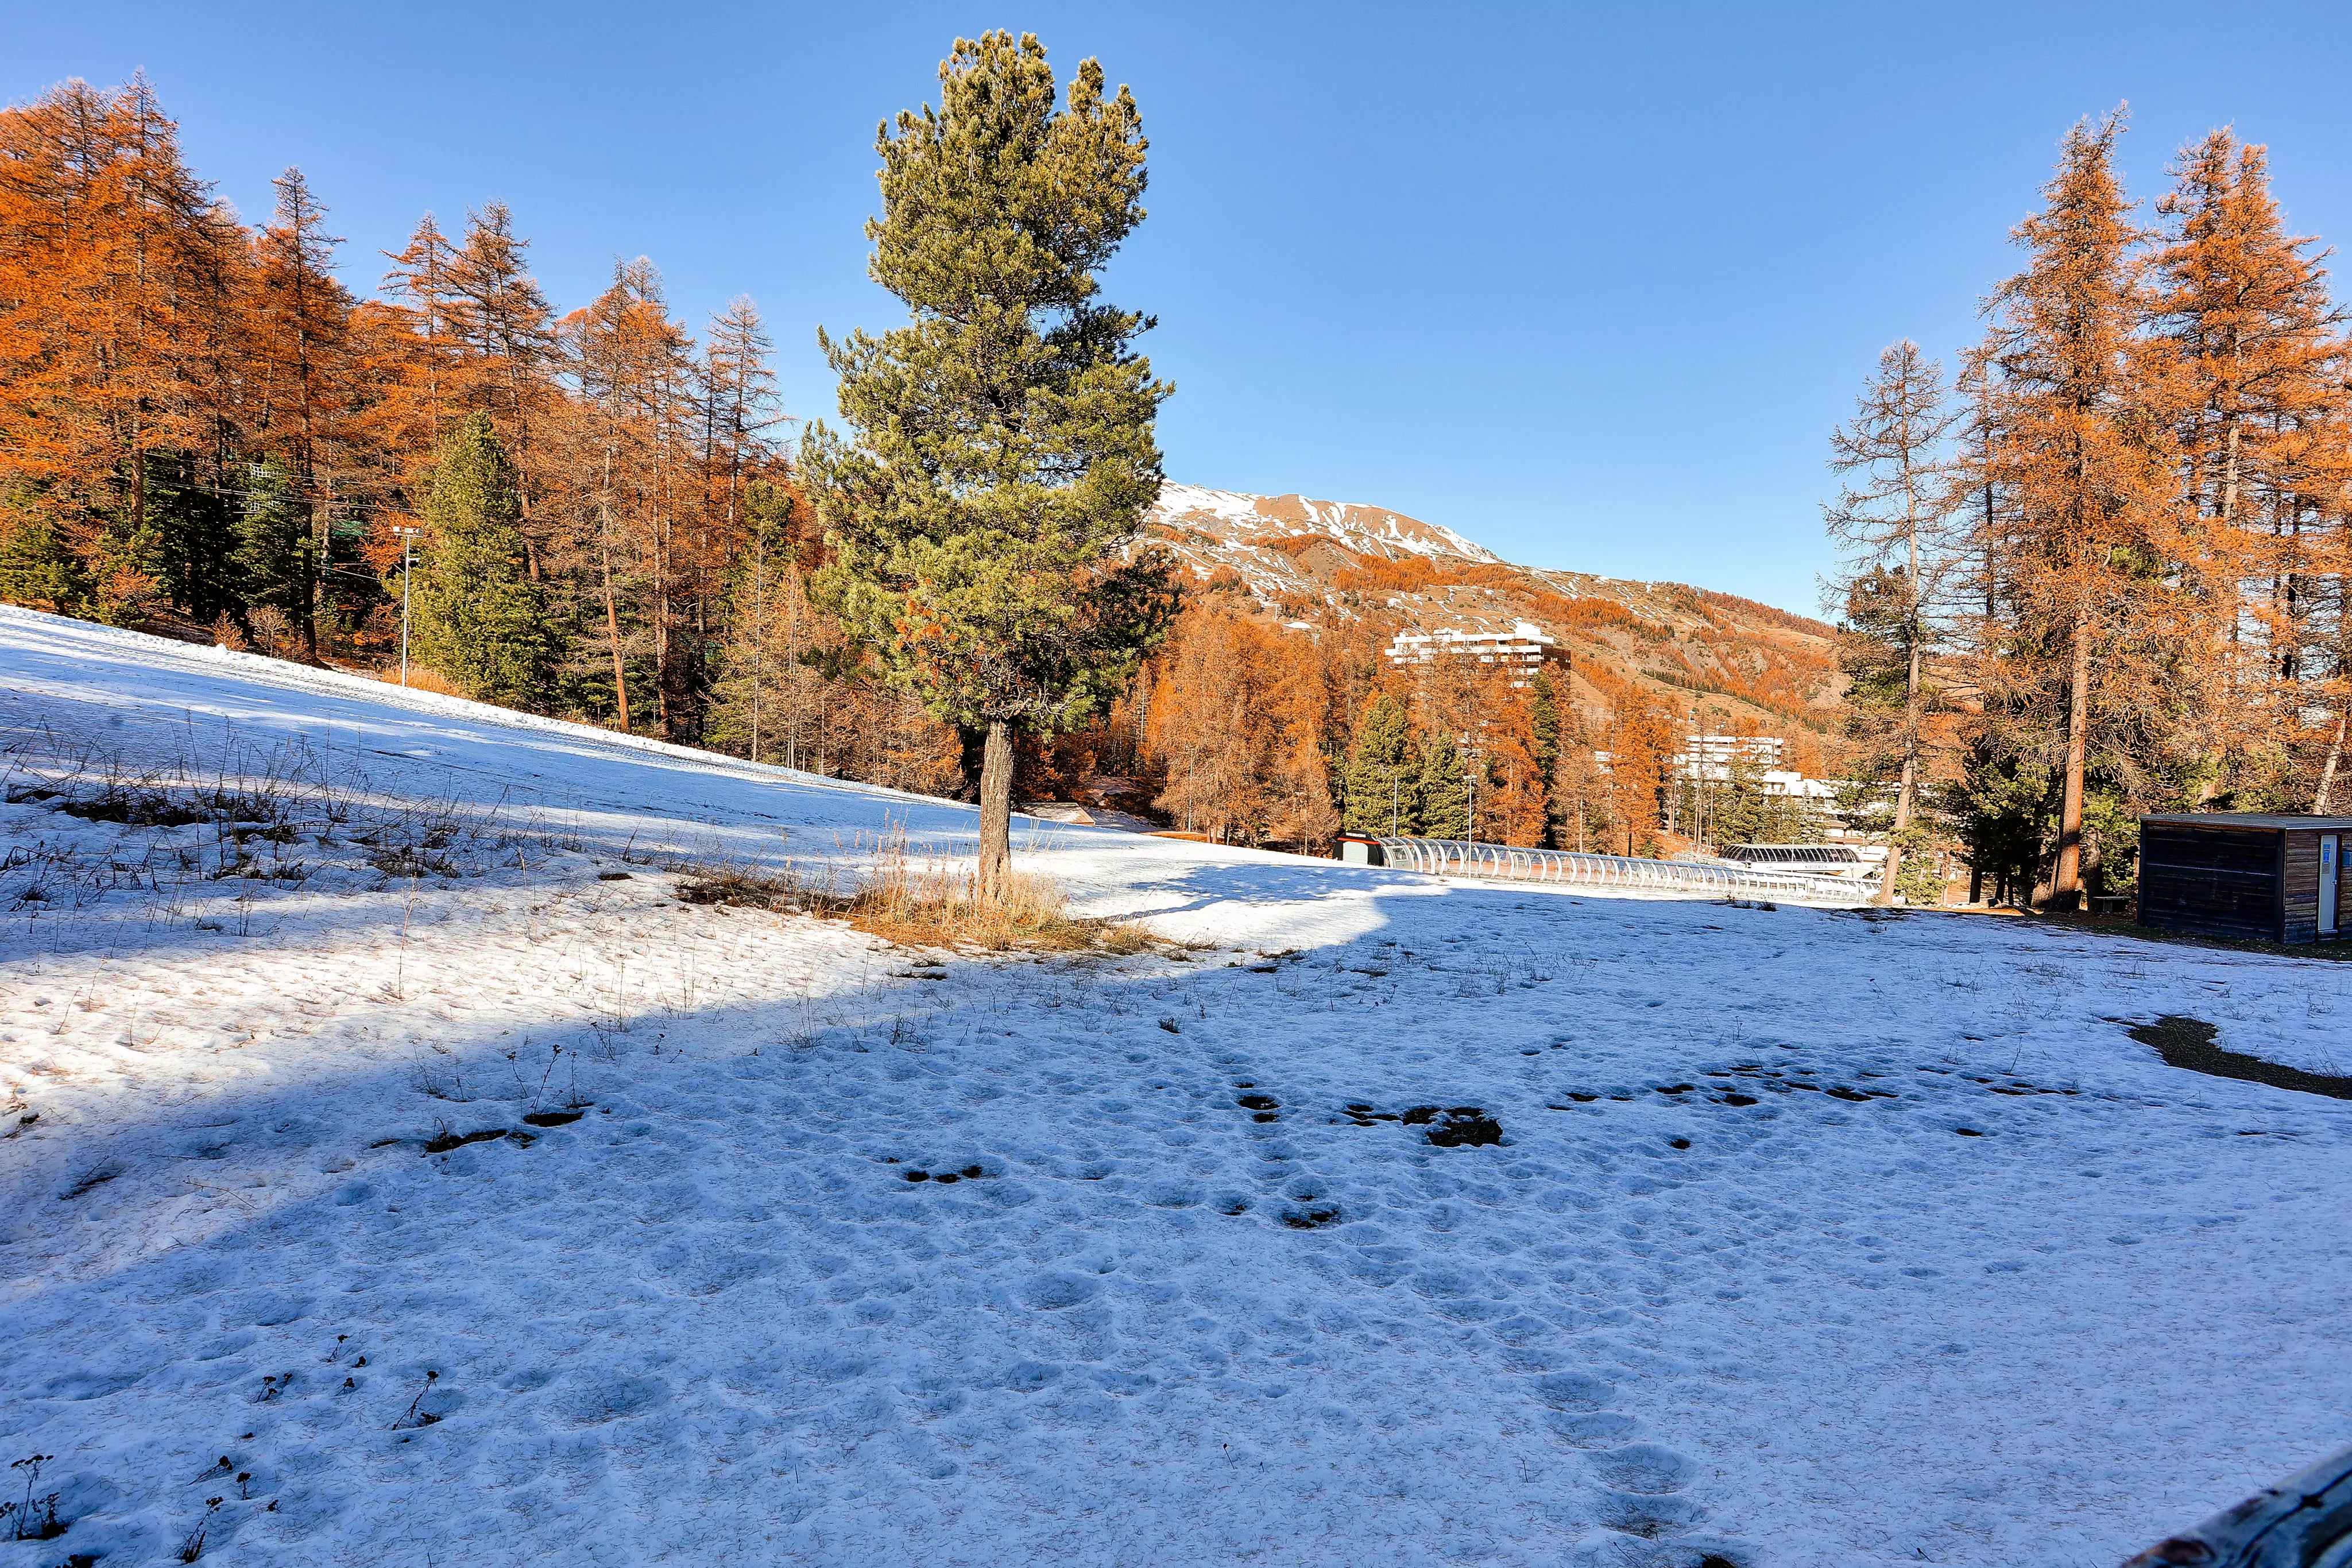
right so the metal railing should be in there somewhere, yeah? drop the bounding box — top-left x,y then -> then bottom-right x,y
1371,837 -> 1870,903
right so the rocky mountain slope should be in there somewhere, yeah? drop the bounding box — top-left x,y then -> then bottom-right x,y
1143,485 -> 1847,753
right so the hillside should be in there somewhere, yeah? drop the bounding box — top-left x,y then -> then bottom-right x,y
1146,485 -> 1847,750
1,607 -> 2347,1567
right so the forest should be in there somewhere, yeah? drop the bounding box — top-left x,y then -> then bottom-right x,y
5,76 -> 2345,903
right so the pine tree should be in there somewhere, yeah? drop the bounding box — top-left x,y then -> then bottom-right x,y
1418,730 -> 1469,839
1343,693 -> 1418,835
0,521 -> 83,613
233,456 -> 308,624
1826,340 -> 1962,904
802,32 -> 1175,893
1530,669 -> 1562,847
412,415 -> 553,708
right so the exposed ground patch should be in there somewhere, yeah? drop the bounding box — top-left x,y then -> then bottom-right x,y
2125,1016 -> 2352,1101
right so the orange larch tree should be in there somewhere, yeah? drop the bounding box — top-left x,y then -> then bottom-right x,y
1972,111 -> 2187,909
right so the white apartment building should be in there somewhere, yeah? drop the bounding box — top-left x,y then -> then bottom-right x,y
1384,621 -> 1569,687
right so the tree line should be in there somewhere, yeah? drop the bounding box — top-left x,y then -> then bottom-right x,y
1828,112 -> 2352,909
1132,588 -> 1820,857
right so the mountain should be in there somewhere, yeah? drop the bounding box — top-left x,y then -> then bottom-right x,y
1142,484 -> 1848,754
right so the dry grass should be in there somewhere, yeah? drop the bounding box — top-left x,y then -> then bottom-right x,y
676,824 -> 1155,955
376,665 -> 467,698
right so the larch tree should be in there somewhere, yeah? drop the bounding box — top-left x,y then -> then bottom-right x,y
380,213 -> 462,459
2151,130 -> 2349,802
1825,340 -> 1962,905
1147,604 -> 1272,841
1601,680 -> 1678,856
447,204 -> 561,574
0,76 -> 241,621
1974,112 -> 2181,909
1484,682 -> 1549,847
247,167 -> 354,655
803,31 -> 1175,895
566,258 -> 695,732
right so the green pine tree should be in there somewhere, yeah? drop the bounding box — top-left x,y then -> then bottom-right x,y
412,415 -> 555,710
1418,731 -> 1470,840
0,518 -> 85,614
803,31 -> 1175,892
1343,694 -> 1419,835
1530,670 -> 1561,847
233,458 -> 309,623
148,450 -> 239,624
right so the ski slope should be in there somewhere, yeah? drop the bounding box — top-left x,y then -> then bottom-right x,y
0,605 -> 2347,1568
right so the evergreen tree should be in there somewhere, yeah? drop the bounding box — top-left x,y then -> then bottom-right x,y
146,450 -> 238,624
412,415 -> 554,708
233,458 -> 309,622
0,520 -> 84,613
803,32 -> 1175,893
1418,730 -> 1470,839
90,512 -> 167,627
1529,669 -> 1561,847
1343,693 -> 1418,835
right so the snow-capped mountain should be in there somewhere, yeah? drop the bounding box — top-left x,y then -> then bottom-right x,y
1143,482 -> 1847,740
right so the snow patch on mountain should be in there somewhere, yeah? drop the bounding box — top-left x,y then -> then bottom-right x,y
1150,483 -> 1503,566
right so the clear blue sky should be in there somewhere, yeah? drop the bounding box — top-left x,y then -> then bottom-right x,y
14,2 -> 2352,617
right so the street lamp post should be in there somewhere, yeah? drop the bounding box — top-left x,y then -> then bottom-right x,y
392,526 -> 423,686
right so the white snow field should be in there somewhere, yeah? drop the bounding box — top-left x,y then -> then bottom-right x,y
0,604 -> 2347,1568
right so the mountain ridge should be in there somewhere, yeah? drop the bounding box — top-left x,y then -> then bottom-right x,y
1143,483 -> 1847,754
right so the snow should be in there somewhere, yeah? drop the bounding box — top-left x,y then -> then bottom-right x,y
2,605 -> 2349,1568
1151,483 -> 1506,566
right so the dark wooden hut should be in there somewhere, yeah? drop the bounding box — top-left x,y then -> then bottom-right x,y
2137,813 -> 2351,944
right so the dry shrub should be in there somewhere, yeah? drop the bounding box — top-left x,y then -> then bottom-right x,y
677,825 -> 1154,955
378,665 -> 466,697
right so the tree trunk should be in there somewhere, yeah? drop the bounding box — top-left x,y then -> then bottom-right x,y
2315,710 -> 2346,814
1881,573 -> 1926,907
2052,611 -> 2092,910
601,539 -> 630,732
1880,752 -> 1916,905
977,720 -> 1015,898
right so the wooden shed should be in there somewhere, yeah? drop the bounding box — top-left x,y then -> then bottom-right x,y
2137,813 -> 2351,944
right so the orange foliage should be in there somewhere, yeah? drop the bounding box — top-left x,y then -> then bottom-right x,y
1143,601 -> 1334,848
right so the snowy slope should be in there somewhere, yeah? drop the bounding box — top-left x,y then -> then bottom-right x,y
1,606 -> 2349,1568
